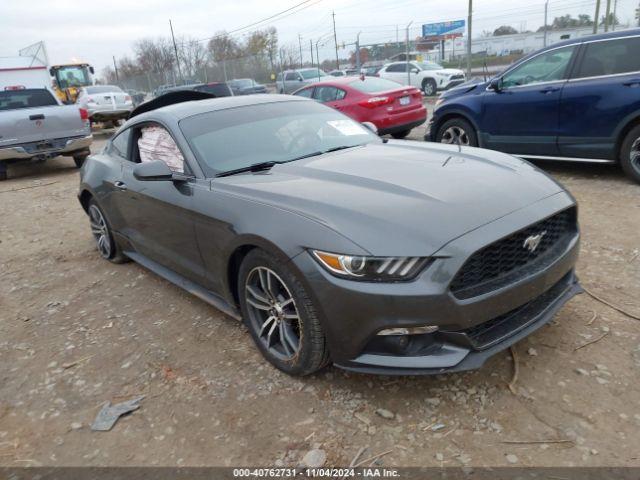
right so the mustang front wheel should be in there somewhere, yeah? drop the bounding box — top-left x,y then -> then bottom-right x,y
238,249 -> 330,376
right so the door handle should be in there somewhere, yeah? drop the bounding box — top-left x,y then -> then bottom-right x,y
539,86 -> 560,94
29,114 -> 45,120
622,79 -> 640,87
114,181 -> 127,191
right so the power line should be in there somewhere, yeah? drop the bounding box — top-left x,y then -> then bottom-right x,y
194,0 -> 321,44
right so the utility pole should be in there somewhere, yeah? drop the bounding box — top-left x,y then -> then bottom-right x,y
612,0 -> 618,30
467,0 -> 472,79
593,0 -> 601,33
396,25 -> 399,50
315,37 -> 325,79
604,0 -> 612,31
169,19 -> 183,84
298,34 -> 304,68
112,56 -> 119,83
543,0 -> 549,47
355,31 -> 362,71
332,11 -> 340,70
310,39 -> 314,68
405,21 -> 413,85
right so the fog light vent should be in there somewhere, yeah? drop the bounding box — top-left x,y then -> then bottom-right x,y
377,326 -> 439,336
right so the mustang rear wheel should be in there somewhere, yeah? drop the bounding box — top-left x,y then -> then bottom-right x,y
87,199 -> 128,264
436,118 -> 478,147
620,124 -> 640,184
238,249 -> 330,376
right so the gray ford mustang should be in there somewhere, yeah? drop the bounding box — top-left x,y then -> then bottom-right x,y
78,93 -> 582,376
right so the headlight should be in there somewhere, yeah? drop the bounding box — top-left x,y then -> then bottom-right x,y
435,72 -> 448,77
311,250 -> 429,281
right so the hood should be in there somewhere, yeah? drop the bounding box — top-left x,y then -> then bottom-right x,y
437,68 -> 465,76
440,78 -> 487,100
218,142 -> 566,256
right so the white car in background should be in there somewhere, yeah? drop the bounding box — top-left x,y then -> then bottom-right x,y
378,61 -> 466,96
77,85 -> 133,125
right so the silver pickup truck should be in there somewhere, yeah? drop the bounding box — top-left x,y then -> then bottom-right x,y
0,87 -> 92,181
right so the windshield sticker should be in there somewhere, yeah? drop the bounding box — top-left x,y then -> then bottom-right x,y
327,120 -> 366,136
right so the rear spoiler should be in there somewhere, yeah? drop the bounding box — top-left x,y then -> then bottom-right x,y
129,90 -> 214,118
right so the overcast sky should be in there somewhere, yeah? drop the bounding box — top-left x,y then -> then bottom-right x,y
2,0 -> 637,73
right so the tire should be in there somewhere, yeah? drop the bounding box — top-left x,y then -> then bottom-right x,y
391,129 -> 411,139
436,117 -> 478,147
87,199 -> 129,264
73,154 -> 88,168
238,249 -> 330,376
422,78 -> 437,96
619,124 -> 640,184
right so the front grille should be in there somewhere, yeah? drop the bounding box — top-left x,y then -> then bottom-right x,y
461,272 -> 572,350
450,208 -> 577,299
450,74 -> 465,80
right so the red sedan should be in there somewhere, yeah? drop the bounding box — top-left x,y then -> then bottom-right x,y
292,76 -> 426,139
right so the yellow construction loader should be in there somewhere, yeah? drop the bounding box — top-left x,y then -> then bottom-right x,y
49,63 -> 95,104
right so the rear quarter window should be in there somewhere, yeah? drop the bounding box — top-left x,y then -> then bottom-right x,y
575,36 -> 640,78
0,89 -> 58,111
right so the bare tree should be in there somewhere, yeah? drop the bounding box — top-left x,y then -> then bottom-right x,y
134,37 -> 175,83
179,37 -> 207,80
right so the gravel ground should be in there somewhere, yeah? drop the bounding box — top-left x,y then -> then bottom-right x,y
1,113 -> 639,468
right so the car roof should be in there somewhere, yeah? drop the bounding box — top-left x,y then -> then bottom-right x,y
139,94 -> 307,121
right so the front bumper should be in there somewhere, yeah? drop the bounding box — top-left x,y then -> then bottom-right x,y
87,107 -> 132,121
0,134 -> 93,162
291,192 -> 581,374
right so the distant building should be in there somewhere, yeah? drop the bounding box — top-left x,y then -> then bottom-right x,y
423,25 -> 633,62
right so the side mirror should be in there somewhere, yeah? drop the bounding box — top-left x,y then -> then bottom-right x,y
298,77 -> 304,81
411,68 -> 419,74
89,66 -> 95,74
133,160 -> 174,181
361,122 -> 378,135
489,77 -> 503,92
49,67 -> 55,77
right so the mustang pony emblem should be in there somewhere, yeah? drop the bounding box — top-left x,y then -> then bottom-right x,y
523,231 -> 546,253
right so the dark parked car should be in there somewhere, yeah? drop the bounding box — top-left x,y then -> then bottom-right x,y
78,93 -> 581,376
228,78 -> 267,95
426,29 -> 640,183
164,82 -> 234,97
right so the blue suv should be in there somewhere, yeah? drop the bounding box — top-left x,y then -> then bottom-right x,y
426,29 -> 640,183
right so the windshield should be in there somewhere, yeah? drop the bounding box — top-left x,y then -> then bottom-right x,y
0,88 -> 57,111
86,85 -> 123,94
417,61 -> 443,71
55,65 -> 91,88
300,69 -> 328,80
180,100 -> 378,176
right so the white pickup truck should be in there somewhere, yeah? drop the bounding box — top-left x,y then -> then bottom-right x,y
0,86 -> 92,181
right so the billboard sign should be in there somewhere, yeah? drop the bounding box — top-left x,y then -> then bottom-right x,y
422,20 -> 465,37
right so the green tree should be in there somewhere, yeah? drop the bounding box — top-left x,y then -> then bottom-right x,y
493,25 -> 518,36
599,13 -> 620,26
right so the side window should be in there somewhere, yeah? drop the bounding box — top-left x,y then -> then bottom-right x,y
575,37 -> 640,78
137,124 -> 185,173
294,87 -> 314,98
502,46 -> 575,88
110,129 -> 131,159
285,72 -> 298,81
335,88 -> 347,100
386,63 -> 407,73
314,86 -> 339,103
